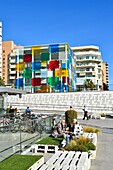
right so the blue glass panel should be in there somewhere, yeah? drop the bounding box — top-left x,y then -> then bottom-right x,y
15,78 -> 23,87
41,69 -> 47,78
61,63 -> 67,68
49,44 -> 59,53
32,62 -> 41,71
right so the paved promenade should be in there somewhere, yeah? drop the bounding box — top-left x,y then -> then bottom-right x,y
79,118 -> 113,170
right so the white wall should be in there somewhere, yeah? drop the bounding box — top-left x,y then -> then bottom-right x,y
7,91 -> 113,115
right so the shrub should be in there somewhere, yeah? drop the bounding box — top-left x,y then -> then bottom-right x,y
64,136 -> 96,153
65,110 -> 78,128
100,113 -> 106,117
65,140 -> 77,151
74,144 -> 89,152
83,126 -> 101,134
85,142 -> 96,150
74,136 -> 90,145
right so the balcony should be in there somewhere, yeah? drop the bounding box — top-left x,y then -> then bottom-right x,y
9,65 -> 15,69
9,76 -> 15,79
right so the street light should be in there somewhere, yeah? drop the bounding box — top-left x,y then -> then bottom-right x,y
19,119 -> 22,154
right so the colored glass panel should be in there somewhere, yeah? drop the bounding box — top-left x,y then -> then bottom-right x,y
24,54 -> 32,62
41,84 -> 46,90
61,69 -> 68,77
41,61 -> 47,66
55,69 -> 60,77
24,68 -> 32,78
65,44 -> 69,53
15,78 -> 23,87
16,63 -> 25,72
41,53 -> 49,61
51,53 -> 59,60
19,55 -> 24,59
48,77 -> 59,86
41,69 -> 47,78
59,52 -> 66,60
61,63 -> 67,69
47,70 -> 53,77
32,46 -> 41,56
62,77 -> 69,84
32,78 -> 41,86
34,54 -> 41,61
32,62 -> 41,71
24,78 -> 31,86
49,44 -> 59,53
48,60 -> 59,70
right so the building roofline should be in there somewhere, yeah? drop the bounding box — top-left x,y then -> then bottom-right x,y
71,45 -> 99,50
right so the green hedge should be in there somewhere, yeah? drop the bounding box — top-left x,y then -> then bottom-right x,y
65,110 -> 78,125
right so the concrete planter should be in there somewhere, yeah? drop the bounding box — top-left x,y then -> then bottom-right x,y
28,156 -> 44,170
90,149 -> 97,159
100,116 -> 106,120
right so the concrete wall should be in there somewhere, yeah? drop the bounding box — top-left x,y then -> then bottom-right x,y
7,91 -> 113,115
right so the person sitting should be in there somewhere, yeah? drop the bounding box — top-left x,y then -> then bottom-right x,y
25,107 -> 31,119
72,119 -> 83,137
9,106 -> 15,119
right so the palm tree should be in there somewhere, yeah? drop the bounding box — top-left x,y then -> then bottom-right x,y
0,77 -> 5,86
84,79 -> 95,90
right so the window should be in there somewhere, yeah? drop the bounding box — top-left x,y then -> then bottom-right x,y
86,68 -> 90,71
86,56 -> 89,59
92,56 -> 94,59
92,68 -> 95,71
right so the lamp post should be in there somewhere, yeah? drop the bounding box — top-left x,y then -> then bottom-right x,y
19,119 -> 22,154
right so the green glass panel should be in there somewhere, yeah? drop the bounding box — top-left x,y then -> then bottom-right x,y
24,68 -> 32,78
41,53 -> 49,61
19,55 -> 24,59
48,77 -> 59,86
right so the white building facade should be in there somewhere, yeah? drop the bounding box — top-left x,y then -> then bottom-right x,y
0,22 -> 2,77
72,46 -> 103,91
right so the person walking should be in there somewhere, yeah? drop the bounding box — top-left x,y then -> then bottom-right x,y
83,105 -> 89,120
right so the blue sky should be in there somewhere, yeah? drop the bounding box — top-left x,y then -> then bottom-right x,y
0,0 -> 113,89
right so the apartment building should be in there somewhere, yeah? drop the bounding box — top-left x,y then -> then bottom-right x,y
2,41 -> 17,85
102,62 -> 109,90
72,46 -> 103,91
0,22 -> 2,77
9,43 -> 76,93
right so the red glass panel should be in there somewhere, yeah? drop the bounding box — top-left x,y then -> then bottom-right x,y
24,54 -> 32,62
32,78 -> 41,86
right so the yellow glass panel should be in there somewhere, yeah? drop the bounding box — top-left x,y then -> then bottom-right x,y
16,64 -> 19,72
16,63 -> 25,72
41,61 -> 47,66
46,86 -> 50,92
32,46 -> 41,56
61,69 -> 68,77
55,69 -> 60,77
65,44 -> 69,53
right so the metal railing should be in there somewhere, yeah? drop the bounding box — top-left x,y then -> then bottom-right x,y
0,114 -> 62,162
